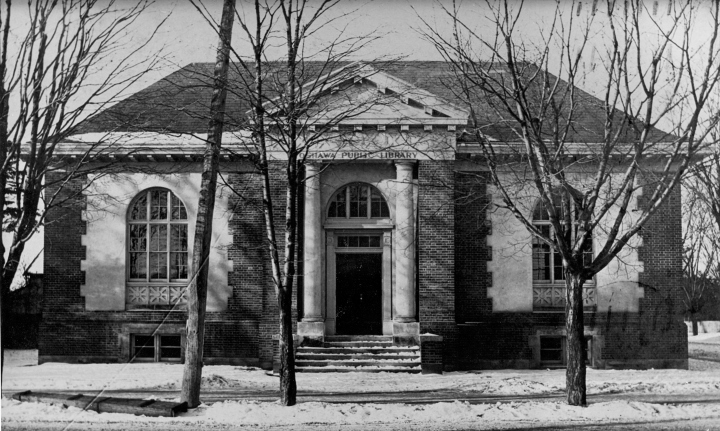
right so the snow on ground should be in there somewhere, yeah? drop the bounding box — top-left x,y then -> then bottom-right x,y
3,396 -> 720,428
689,333 -> 720,372
4,360 -> 720,396
2,337 -> 720,428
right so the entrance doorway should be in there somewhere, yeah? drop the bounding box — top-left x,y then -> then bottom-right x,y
335,253 -> 382,335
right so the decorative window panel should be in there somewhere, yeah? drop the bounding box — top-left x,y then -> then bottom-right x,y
532,286 -> 597,309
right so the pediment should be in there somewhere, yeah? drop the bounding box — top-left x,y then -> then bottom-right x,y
261,63 -> 469,127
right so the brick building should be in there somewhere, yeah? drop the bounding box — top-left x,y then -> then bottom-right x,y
40,62 -> 688,371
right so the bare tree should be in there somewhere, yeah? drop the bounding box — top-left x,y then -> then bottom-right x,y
183,0 -> 396,405
238,0 -> 395,406
682,148 -> 720,335
0,0 -> 165,375
421,0 -> 720,405
181,0 -> 235,409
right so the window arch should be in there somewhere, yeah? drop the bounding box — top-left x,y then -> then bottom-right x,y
531,195 -> 593,284
327,183 -> 389,219
126,188 -> 189,309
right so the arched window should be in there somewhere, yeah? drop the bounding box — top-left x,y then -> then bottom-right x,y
531,195 -> 593,284
328,183 -> 389,219
126,188 -> 189,309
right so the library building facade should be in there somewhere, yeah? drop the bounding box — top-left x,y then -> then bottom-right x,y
40,62 -> 688,372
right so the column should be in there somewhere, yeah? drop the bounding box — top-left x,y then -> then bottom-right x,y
394,161 -> 416,323
299,163 -> 324,337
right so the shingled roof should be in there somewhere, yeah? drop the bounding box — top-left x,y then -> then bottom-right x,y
74,61 -> 672,144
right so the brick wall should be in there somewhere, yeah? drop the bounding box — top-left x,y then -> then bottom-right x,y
454,169 -> 493,321
257,161 -> 300,368
40,160 -> 687,369
227,172 -> 268,364
418,160 -> 458,370
39,166 -> 290,366
452,163 -> 687,369
601,184 -> 687,367
44,173 -> 86,313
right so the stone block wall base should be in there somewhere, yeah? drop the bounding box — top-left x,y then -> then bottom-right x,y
422,364 -> 443,374
39,355 -> 118,365
420,333 -> 444,374
203,357 -> 260,366
393,321 -> 420,346
462,359 -> 533,370
603,359 -> 688,370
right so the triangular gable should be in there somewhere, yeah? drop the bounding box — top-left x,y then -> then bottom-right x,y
258,62 -> 469,126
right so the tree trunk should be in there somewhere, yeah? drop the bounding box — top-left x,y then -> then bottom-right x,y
565,272 -> 587,406
691,314 -> 699,336
278,156 -> 298,406
180,0 -> 235,409
0,5 -> 7,376
278,287 -> 297,405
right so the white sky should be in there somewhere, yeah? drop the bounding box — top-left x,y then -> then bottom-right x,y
6,0 -> 716,117
3,0 -> 717,277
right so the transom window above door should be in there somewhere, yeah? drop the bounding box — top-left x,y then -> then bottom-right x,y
336,235 -> 382,248
328,183 -> 389,219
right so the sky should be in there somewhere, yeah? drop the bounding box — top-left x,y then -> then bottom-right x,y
6,0 -> 717,114
3,0 -> 718,279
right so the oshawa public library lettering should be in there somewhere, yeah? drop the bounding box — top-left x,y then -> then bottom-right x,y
42,62 -> 687,373
306,151 -> 418,160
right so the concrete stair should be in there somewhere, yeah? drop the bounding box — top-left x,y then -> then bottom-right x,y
296,335 -> 421,373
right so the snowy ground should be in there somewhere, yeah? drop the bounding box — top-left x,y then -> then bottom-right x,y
1,334 -> 719,430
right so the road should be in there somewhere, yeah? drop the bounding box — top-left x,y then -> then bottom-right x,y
3,388 -> 719,431
3,418 -> 720,431
4,386 -> 720,405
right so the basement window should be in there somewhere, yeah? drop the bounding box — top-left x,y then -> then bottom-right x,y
131,334 -> 183,363
540,336 -> 592,367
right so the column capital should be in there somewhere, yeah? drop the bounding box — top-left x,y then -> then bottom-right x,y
305,162 -> 323,174
394,160 -> 416,169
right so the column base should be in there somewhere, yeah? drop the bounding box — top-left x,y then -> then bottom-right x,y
392,321 -> 420,346
297,321 -> 325,344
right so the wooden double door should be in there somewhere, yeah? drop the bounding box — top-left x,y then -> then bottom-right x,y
335,252 -> 383,335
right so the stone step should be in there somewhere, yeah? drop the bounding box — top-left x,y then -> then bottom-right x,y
295,338 -> 422,373
296,353 -> 419,360
297,367 -> 422,373
324,335 -> 392,342
296,360 -> 420,367
323,341 -> 393,348
298,347 -> 418,354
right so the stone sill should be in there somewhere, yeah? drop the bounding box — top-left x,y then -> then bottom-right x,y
324,220 -> 395,229
420,333 -> 443,342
